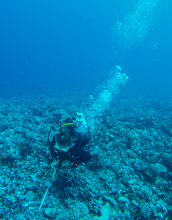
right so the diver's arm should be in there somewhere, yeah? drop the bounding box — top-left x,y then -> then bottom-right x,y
49,135 -> 58,158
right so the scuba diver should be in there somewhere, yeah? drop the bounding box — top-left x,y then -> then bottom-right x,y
48,113 -> 91,172
39,113 -> 92,211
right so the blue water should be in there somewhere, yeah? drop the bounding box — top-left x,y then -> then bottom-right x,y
0,0 -> 172,99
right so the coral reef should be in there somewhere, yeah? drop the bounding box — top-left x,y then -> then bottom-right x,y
0,95 -> 172,219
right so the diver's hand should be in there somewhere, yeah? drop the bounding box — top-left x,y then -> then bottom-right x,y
51,159 -> 58,169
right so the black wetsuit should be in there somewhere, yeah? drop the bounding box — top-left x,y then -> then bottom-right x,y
49,128 -> 91,164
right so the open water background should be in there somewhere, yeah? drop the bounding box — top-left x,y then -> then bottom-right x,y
0,0 -> 172,99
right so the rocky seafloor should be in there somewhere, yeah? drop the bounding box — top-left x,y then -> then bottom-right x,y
0,95 -> 172,220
